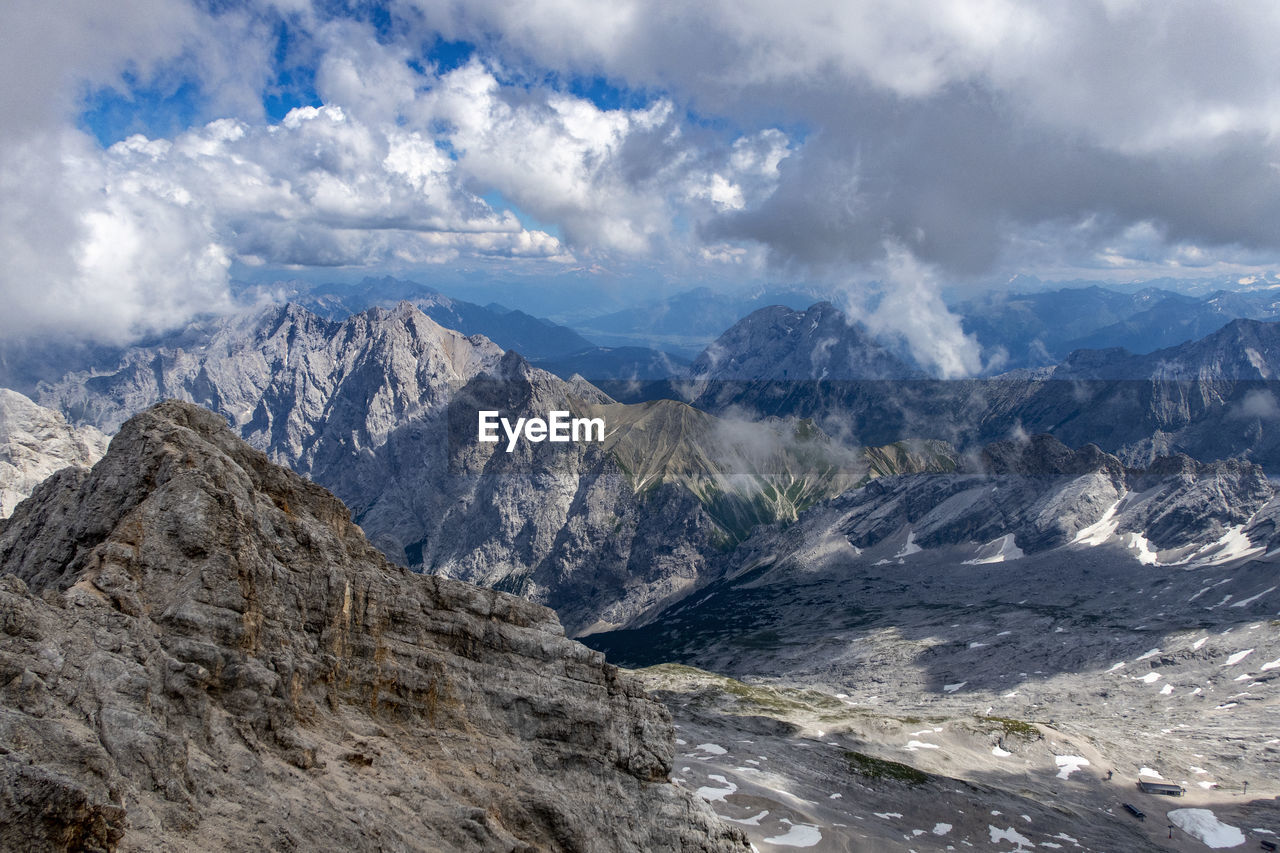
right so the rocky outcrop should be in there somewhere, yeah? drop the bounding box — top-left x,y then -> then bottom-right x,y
0,401 -> 748,852
0,388 -> 108,518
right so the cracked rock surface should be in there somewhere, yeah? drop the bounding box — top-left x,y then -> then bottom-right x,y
0,400 -> 748,853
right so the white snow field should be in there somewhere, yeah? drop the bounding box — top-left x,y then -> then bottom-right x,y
1167,808 -> 1245,848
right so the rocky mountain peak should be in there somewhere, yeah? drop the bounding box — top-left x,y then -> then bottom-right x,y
1053,316 -> 1280,381
0,400 -> 747,852
691,302 -> 922,381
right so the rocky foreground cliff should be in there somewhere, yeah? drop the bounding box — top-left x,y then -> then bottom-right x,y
0,401 -> 748,852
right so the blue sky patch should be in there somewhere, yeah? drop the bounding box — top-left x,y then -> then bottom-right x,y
79,74 -> 205,146
482,190 -> 564,241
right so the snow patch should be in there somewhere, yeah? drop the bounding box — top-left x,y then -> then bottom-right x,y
992,745 -> 1012,757
762,821 -> 822,848
933,822 -> 952,835
1229,585 -> 1276,608
1136,648 -> 1161,661
963,533 -> 1025,565
696,775 -> 737,802
988,825 -> 1033,849
1167,808 -> 1245,848
1193,637 -> 1208,650
943,682 -> 966,693
1072,501 -> 1121,546
1055,755 -> 1089,779
1223,649 -> 1254,666
1260,656 -> 1280,671
1192,579 -> 1230,602
1188,525 -> 1264,567
695,743 -> 728,755
1139,672 -> 1162,684
894,531 -> 923,558
1139,767 -> 1163,779
721,810 -> 768,826
1123,531 -> 1159,565
1160,683 -> 1174,695
1106,662 -> 1126,673
905,740 -> 940,751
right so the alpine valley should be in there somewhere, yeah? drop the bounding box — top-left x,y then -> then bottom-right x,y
4,281 -> 1280,851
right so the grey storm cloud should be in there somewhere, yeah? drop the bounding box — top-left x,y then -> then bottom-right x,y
704,86 -> 1280,274
416,0 -> 1280,275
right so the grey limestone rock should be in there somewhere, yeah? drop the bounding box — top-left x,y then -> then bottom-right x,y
0,388 -> 108,518
0,400 -> 749,853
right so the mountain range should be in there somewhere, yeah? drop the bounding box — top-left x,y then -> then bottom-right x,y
956,283 -> 1280,370
16,297 -> 1280,629
30,301 -> 953,635
268,276 -> 597,361
4,279 -> 1280,850
571,286 -> 829,357
692,305 -> 1280,470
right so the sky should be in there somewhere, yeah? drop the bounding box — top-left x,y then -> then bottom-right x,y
5,1 -> 1280,375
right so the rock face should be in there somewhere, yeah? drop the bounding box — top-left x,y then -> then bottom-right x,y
791,434 -> 1274,558
692,302 -> 922,383
41,301 -> 507,454
0,388 -> 108,518
0,401 -> 748,853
